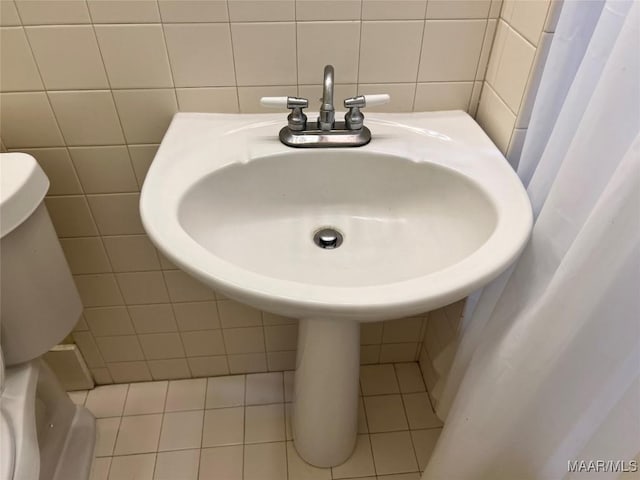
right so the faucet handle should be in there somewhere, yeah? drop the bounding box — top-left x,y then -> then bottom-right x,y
363,94 -> 390,106
260,96 -> 309,131
260,96 -> 309,109
343,94 -> 390,130
343,94 -> 390,109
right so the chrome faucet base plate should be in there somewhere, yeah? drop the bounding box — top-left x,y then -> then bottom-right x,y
279,122 -> 371,148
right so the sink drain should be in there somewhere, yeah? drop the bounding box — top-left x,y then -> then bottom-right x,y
313,227 -> 343,249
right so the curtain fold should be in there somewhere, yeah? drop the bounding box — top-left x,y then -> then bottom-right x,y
423,1 -> 640,478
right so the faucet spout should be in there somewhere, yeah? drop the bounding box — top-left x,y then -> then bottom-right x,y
319,65 -> 335,131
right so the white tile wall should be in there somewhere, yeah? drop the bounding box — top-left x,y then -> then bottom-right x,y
48,90 -> 124,145
476,0 -> 560,167
228,0 -> 295,22
476,82 -> 515,153
297,21 -> 360,84
359,21 -> 424,83
426,0 -> 491,19
501,0 -> 550,46
363,0 -> 427,20
175,87 -> 239,113
485,20 -> 536,112
112,89 -> 178,143
69,146 -> 138,194
0,92 -> 63,147
296,0 -> 361,21
59,237 -> 112,275
164,23 -> 236,87
88,0 -> 161,24
26,26 -> 108,90
17,147 -> 82,194
158,0 -> 228,23
418,20 -> 486,82
0,28 -> 43,91
0,0 -> 544,384
417,300 -> 466,410
15,0 -> 91,25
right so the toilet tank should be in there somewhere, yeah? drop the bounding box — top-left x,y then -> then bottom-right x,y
0,153 -> 83,366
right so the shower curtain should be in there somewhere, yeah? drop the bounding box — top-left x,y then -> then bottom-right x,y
423,1 -> 640,479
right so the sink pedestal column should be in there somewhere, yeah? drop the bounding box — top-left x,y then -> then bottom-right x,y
293,318 -> 360,467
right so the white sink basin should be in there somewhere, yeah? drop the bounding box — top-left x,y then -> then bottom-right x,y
141,110 -> 532,466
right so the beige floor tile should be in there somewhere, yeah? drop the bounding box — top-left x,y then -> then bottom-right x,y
403,393 -> 442,430
154,449 -> 200,480
205,375 -> 245,409
114,414 -> 163,455
360,364 -> 400,395
158,410 -> 204,451
364,395 -> 408,433
410,428 -> 442,471
108,454 -> 156,480
370,431 -> 418,475
165,378 -> 206,412
394,363 -> 426,393
124,381 -> 167,415
83,362 -> 436,480
245,372 -> 283,405
243,442 -> 287,480
202,407 -> 244,447
286,441 -> 331,480
332,434 -> 375,479
245,403 -> 285,443
85,384 -> 128,417
95,417 -> 120,457
199,445 -> 243,480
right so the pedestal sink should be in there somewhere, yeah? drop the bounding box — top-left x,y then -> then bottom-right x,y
140,111 -> 532,467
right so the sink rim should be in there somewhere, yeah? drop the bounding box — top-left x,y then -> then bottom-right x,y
140,111 -> 532,321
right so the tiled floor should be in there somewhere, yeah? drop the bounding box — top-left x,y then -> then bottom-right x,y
70,362 -> 442,480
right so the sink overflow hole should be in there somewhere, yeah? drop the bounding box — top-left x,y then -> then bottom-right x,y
313,227 -> 344,249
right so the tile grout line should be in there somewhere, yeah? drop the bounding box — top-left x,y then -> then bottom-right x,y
259,310 -> 271,374
468,17 -> 491,114
225,0 -> 242,112
81,1 -> 149,381
196,377 -> 210,480
1,79 -> 477,96
156,0 -> 180,118
354,0 -> 364,94
5,16 -> 506,28
242,373 -> 247,479
410,0 -> 429,112
212,299 -> 234,376
84,8 -> 145,199
151,0 -> 204,384
280,368 -> 290,478
397,370 -> 423,473
148,337 -> 166,478
106,383 -> 130,460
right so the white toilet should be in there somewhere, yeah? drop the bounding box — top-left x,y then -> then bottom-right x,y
0,153 -> 96,480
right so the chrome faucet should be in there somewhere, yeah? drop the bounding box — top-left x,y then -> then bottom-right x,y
260,65 -> 389,148
318,65 -> 335,131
